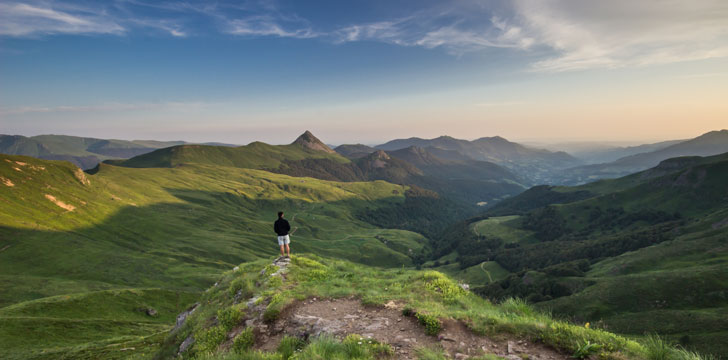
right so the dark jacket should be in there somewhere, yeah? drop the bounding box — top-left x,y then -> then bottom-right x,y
274,218 -> 291,236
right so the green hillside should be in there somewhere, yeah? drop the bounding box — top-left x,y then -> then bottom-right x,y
0,154 -> 428,359
431,153 -> 728,358
153,254 -> 705,360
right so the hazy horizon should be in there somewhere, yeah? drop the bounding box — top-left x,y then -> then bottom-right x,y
1,0 -> 727,145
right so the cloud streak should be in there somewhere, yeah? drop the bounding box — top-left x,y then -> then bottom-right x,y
0,2 -> 124,36
512,0 -> 728,71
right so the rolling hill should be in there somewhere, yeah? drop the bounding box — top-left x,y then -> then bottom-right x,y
0,153 -> 431,359
118,132 -> 526,213
561,130 -> 728,184
0,134 -> 190,169
426,151 -> 728,358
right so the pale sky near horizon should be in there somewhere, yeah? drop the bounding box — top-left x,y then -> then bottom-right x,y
1,0 -> 727,145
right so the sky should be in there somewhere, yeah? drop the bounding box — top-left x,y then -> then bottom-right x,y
0,0 -> 727,145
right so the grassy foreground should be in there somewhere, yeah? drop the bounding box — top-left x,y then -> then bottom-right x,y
165,254 -> 709,360
0,154 -> 428,358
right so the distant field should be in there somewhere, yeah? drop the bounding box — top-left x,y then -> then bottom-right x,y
472,215 -> 537,244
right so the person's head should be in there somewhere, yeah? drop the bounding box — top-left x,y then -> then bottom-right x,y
278,211 -> 284,218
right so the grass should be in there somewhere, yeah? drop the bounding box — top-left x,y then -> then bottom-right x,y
0,154 -> 428,359
168,253 -> 711,360
472,216 -> 537,244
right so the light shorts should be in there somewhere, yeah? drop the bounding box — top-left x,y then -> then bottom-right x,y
277,235 -> 290,246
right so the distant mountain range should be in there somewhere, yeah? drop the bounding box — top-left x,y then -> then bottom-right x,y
559,130 -> 728,184
371,135 -> 581,184
0,134 -> 239,170
114,131 -> 526,210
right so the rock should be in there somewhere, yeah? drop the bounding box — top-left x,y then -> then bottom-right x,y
455,353 -> 470,360
460,283 -> 470,291
460,341 -> 466,347
174,303 -> 199,332
233,266 -> 239,271
146,308 -> 158,317
178,335 -> 194,355
233,290 -> 243,304
507,341 -> 514,354
247,296 -> 260,308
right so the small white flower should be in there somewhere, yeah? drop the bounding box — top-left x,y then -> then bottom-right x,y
358,341 -> 362,345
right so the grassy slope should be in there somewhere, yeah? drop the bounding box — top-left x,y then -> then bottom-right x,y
116,142 -> 350,169
165,254 -> 707,360
466,154 -> 728,358
0,155 -> 427,359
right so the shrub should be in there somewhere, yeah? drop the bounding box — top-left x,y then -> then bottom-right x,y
232,327 -> 255,353
416,313 -> 442,336
422,271 -> 466,303
194,325 -> 227,353
217,306 -> 243,331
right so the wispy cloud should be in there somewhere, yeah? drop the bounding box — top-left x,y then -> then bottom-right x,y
0,2 -> 125,36
332,7 -> 535,54
512,0 -> 728,71
0,101 -> 208,116
224,15 -> 318,38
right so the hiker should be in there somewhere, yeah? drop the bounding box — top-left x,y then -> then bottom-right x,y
274,211 -> 291,258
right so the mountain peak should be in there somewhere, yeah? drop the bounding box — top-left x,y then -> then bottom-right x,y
292,131 -> 336,154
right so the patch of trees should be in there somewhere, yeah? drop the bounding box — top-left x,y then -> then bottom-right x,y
474,270 -> 595,303
357,186 -> 471,243
522,206 -> 568,241
492,222 -> 678,273
487,185 -> 594,216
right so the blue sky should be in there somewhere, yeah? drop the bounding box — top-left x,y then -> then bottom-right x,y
1,0 -> 727,145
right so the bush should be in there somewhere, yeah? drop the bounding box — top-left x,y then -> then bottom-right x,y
194,325 -> 228,353
232,327 -> 255,353
416,313 -> 442,336
217,306 -> 243,331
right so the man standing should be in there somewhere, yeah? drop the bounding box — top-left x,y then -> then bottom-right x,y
274,211 -> 291,258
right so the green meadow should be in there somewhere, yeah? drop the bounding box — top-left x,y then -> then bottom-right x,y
0,154 -> 426,359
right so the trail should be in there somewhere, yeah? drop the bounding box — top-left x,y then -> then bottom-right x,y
479,262 -> 494,284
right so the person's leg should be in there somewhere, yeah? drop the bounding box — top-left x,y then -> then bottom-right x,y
279,244 -> 285,256
285,243 -> 290,256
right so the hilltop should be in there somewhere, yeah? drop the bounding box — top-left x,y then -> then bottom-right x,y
153,253 -> 705,360
116,132 -> 526,213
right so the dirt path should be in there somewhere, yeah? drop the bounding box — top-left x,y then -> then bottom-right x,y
255,297 -> 566,360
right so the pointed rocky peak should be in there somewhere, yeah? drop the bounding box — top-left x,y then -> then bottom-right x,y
292,131 -> 336,154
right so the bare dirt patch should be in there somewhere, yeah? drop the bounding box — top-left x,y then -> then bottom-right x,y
254,297 -> 565,360
1,176 -> 14,187
74,168 -> 91,186
14,161 -> 27,166
44,194 -> 76,211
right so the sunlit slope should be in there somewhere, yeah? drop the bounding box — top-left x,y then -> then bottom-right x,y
115,141 -> 349,169
0,155 -> 428,358
0,155 -> 426,303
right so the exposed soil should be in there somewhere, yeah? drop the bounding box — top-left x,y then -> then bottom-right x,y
44,194 -> 76,211
253,297 -> 566,360
1,176 -> 13,187
211,257 -> 568,360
